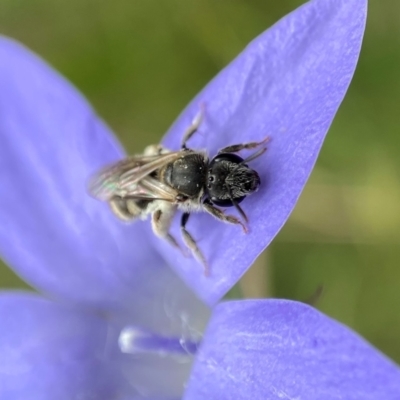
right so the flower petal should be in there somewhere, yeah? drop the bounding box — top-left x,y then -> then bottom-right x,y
0,292 -> 209,400
0,36 -> 171,308
154,0 -> 367,304
184,300 -> 400,400
0,292 -> 123,399
0,37 -> 211,347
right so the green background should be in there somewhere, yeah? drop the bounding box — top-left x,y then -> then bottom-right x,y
1,1 -> 400,364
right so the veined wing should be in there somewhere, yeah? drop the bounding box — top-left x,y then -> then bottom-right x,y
88,151 -> 182,201
123,175 -> 178,202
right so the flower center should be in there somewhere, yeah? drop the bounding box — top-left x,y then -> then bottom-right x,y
118,326 -> 200,358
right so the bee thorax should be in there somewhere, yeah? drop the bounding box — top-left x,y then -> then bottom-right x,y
162,152 -> 207,198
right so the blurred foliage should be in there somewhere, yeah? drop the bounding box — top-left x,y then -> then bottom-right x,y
1,0 -> 400,363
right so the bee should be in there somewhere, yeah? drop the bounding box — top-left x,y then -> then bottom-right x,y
89,109 -> 268,275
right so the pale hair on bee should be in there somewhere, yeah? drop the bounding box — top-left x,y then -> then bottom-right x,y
88,107 -> 268,275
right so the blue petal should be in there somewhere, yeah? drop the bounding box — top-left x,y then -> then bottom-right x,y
0,292 -> 209,399
153,0 -> 367,304
0,37 -> 171,309
185,300 -> 400,400
0,292 -> 123,399
0,37 -> 211,370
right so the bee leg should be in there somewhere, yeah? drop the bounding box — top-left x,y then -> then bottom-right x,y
181,104 -> 205,149
109,197 -> 138,221
181,213 -> 209,276
217,136 -> 270,155
143,144 -> 169,156
152,205 -> 183,253
203,199 -> 248,233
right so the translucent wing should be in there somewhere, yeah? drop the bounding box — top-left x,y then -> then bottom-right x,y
88,151 -> 182,201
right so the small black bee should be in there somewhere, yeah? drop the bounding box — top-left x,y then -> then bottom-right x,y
89,109 -> 268,274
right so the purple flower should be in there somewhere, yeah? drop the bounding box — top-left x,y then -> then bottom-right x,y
1,0 -> 399,399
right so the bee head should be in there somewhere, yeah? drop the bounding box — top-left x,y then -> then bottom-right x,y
206,153 -> 261,207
